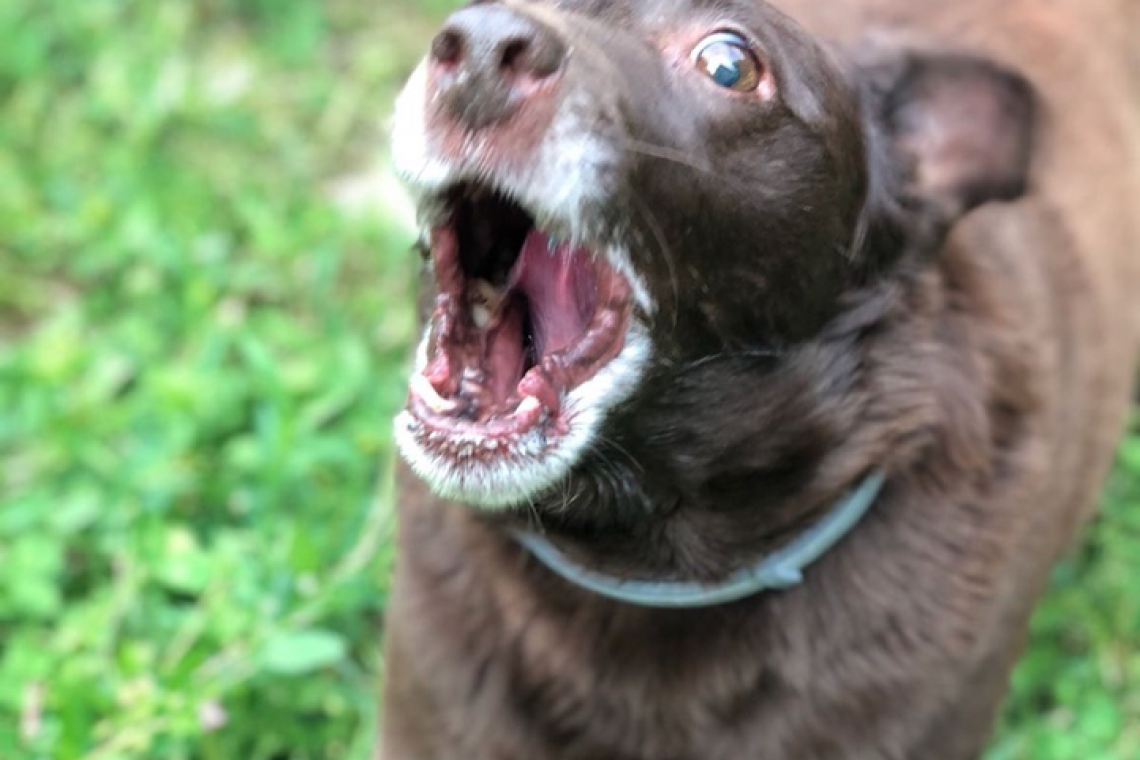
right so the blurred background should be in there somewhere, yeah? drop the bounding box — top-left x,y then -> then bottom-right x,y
0,1 -> 1137,758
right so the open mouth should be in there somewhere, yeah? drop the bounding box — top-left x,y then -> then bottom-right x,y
406,183 -> 634,460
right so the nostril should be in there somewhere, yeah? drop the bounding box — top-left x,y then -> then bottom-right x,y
500,34 -> 564,81
499,38 -> 530,74
431,28 -> 465,68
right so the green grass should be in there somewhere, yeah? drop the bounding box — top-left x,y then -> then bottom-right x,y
0,1 -> 1136,758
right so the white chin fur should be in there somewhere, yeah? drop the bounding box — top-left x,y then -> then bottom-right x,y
395,320 -> 650,509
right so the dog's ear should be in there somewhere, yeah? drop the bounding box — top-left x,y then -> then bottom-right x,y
861,51 -> 1036,224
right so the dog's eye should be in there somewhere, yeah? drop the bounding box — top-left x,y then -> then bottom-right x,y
692,32 -> 762,92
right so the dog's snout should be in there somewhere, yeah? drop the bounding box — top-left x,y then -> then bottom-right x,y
429,4 -> 565,132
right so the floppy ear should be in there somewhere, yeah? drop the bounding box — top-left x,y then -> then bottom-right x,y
863,51 -> 1036,223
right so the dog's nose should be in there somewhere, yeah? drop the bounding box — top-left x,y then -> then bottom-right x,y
429,4 -> 565,132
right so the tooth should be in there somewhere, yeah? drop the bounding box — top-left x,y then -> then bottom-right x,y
472,303 -> 491,328
517,396 -> 542,416
470,279 -> 504,324
460,377 -> 483,397
518,369 -> 562,414
412,374 -> 458,414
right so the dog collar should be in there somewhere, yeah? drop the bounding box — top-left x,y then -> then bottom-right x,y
512,471 -> 887,608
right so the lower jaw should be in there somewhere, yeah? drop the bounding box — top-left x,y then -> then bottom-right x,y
401,405 -> 562,463
395,317 -> 651,508
401,357 -> 577,471
393,405 -> 568,509
405,286 -> 634,462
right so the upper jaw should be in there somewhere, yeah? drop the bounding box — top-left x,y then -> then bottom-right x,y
391,60 -> 632,272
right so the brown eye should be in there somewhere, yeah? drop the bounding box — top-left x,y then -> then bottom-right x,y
691,32 -> 762,92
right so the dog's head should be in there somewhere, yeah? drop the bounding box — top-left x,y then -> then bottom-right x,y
392,0 -> 1034,510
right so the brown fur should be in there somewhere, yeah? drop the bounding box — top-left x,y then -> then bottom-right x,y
382,1 -> 1140,758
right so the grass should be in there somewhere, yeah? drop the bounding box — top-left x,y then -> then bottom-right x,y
0,1 -> 1136,758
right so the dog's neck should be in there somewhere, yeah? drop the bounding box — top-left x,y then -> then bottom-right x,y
510,470 -> 887,607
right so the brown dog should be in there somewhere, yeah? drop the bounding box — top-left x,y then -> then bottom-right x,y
383,0 -> 1140,757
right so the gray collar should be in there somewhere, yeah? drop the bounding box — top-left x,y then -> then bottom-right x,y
512,471 -> 886,608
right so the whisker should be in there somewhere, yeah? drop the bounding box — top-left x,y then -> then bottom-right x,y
595,435 -> 644,476
524,492 -> 545,533
588,449 -> 629,504
620,138 -> 714,175
628,192 -> 681,333
674,347 -> 787,374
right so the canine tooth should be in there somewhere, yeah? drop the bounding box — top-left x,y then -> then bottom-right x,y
472,303 -> 491,328
517,396 -> 542,416
469,279 -> 505,328
471,279 -> 502,305
412,374 -> 458,414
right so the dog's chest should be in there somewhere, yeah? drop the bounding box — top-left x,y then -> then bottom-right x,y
384,498 -> 1014,760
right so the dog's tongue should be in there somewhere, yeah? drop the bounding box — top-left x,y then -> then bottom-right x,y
511,230 -> 597,358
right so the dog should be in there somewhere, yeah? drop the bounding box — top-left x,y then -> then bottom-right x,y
383,0 -> 1140,757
